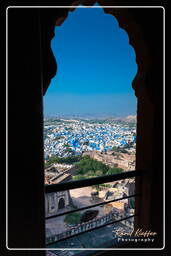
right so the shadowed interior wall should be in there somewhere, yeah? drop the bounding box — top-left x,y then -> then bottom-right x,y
7,8 -> 45,252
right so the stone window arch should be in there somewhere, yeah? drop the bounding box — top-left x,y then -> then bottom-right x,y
58,197 -> 65,209
7,4 -> 164,249
42,3 -> 163,235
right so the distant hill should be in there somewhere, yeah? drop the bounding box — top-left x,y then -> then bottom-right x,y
106,115 -> 136,123
124,115 -> 137,123
44,114 -> 137,123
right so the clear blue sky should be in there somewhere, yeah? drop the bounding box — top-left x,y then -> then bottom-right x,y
44,4 -> 137,117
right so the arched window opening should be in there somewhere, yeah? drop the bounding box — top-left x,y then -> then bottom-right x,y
58,198 -> 65,209
6,4 -> 164,250
44,4 -> 138,249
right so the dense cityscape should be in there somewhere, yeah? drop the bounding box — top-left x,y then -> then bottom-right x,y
45,116 -> 137,251
44,116 -> 136,161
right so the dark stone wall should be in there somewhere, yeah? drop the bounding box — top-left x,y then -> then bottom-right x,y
7,8 -> 45,252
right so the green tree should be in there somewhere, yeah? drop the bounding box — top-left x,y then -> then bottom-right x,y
106,167 -> 123,175
45,156 -> 61,167
64,212 -> 81,225
95,170 -> 103,176
72,156 -> 123,180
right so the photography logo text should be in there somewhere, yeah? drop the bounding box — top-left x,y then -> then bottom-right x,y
112,228 -> 157,243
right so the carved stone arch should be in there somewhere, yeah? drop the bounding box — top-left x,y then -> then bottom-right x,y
54,2 -> 152,101
58,197 -> 65,209
42,3 -> 163,237
6,5 -> 163,249
101,9 -> 152,99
